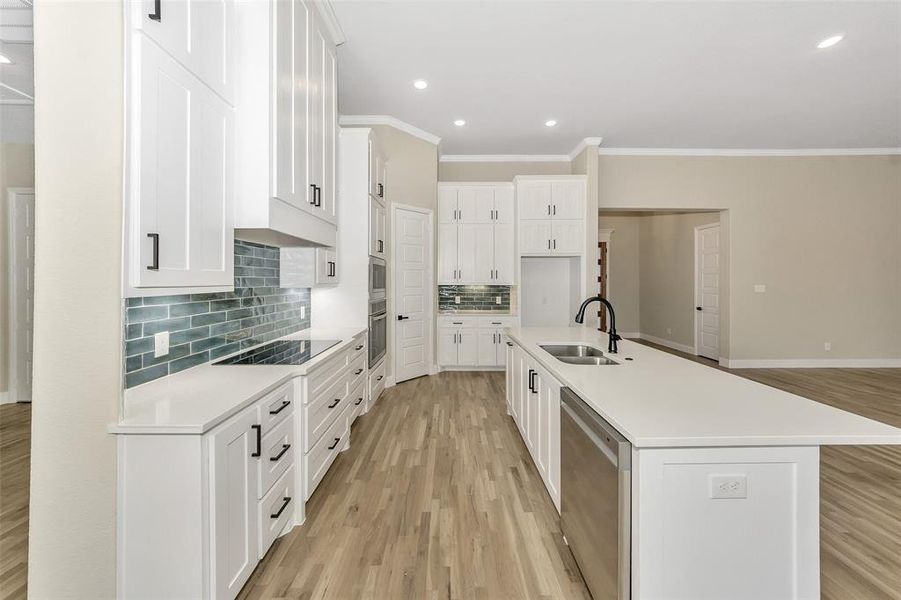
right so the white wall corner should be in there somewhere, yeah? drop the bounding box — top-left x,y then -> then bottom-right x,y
568,137 -> 604,161
338,115 -> 441,146
314,1 -> 346,45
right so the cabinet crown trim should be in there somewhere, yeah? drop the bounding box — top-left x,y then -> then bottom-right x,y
339,115 -> 441,146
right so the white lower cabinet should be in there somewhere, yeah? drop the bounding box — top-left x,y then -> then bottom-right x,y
368,357 -> 387,411
438,316 -> 518,368
507,340 -> 561,512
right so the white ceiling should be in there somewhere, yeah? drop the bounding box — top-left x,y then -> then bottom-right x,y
331,1 -> 901,155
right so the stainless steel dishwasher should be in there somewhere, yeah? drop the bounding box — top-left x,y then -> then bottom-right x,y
560,387 -> 631,600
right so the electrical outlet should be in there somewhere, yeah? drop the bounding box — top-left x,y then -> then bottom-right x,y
300,305 -> 306,319
824,342 -> 831,351
710,474 -> 748,499
153,331 -> 170,358
455,296 -> 461,304
754,284 -> 766,293
495,296 -> 501,305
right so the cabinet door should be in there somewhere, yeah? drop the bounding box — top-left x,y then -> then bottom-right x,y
527,367 -> 542,468
369,140 -> 379,199
437,224 -> 458,284
369,198 -> 379,256
505,342 -> 514,414
464,187 -> 495,223
316,248 -> 337,284
551,181 -> 584,220
518,221 -> 552,255
376,204 -> 387,256
458,331 -> 479,366
319,39 -> 338,223
551,220 -> 583,254
272,0 -> 295,206
493,223 -> 514,284
134,37 -> 234,289
543,369 -> 561,510
308,13 -> 324,214
210,406 -> 259,599
518,182 -> 552,220
477,330 -> 498,366
293,0 -> 311,209
133,0 -> 234,103
494,187 -> 514,223
509,346 -> 521,423
534,370 -> 548,480
437,329 -> 458,365
457,225 -> 479,284
473,224 -> 495,283
438,187 -> 459,224
497,332 -> 508,368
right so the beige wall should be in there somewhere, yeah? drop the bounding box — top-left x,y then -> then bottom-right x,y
439,160 -> 571,181
369,125 -> 438,210
639,212 -> 720,347
0,143 -> 35,398
599,155 -> 901,361
599,215 -> 641,333
28,1 -> 122,596
571,148 -> 600,330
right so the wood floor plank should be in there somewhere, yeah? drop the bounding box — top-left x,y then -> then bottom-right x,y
0,403 -> 30,600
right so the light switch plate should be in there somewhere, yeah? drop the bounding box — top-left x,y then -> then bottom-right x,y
300,305 -> 306,319
710,474 -> 748,499
154,331 -> 170,358
455,296 -> 461,304
495,296 -> 501,305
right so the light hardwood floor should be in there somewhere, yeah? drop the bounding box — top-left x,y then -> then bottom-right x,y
1,358 -> 899,599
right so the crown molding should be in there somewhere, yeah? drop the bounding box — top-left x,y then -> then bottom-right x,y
339,115 -> 441,146
440,137 -> 604,163
313,1 -> 346,46
568,137 -> 604,160
597,147 -> 901,157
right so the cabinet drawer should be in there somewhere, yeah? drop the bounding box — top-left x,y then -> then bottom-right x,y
305,348 -> 350,404
258,466 -> 294,559
437,316 -> 479,329
368,360 -> 387,411
349,334 -> 367,360
347,354 -> 367,391
257,382 -> 294,434
478,316 -> 519,329
348,378 -> 366,425
257,415 -> 294,499
305,373 -> 348,452
304,405 -> 349,500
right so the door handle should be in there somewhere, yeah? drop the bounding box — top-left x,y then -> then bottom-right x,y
527,369 -> 534,392
251,424 -> 262,457
378,183 -> 384,198
530,370 -> 538,394
314,185 -> 322,207
309,184 -> 317,205
148,0 -> 161,21
696,306 -> 702,311
397,315 -> 409,320
147,233 -> 159,270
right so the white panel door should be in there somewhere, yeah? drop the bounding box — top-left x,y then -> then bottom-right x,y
493,223 -> 515,284
551,181 -> 584,219
438,187 -> 458,223
437,224 -> 458,284
134,0 -> 234,103
437,330 -> 458,366
135,37 -> 234,288
472,224 -> 495,283
477,330 -> 498,366
494,187 -> 514,223
696,224 -> 721,360
8,190 -> 34,403
458,331 -> 479,367
272,0 -> 295,206
457,225 -> 479,284
551,220 -> 583,254
519,221 -> 552,255
210,406 -> 259,600
518,182 -> 552,220
394,208 -> 432,383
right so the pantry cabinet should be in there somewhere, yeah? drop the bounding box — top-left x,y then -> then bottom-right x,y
370,197 -> 387,258
516,176 -> 586,257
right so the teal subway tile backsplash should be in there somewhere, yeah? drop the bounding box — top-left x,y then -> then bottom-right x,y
123,240 -> 311,389
438,285 -> 512,312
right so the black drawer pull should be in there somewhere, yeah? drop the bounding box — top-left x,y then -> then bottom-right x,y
354,368 -> 363,375
269,400 -> 291,415
355,344 -> 364,351
270,443 -> 291,462
251,424 -> 262,457
270,496 -> 291,519
355,397 -> 363,406
327,437 -> 341,450
147,233 -> 159,270
377,375 -> 383,381
328,399 -> 340,409
148,0 -> 161,21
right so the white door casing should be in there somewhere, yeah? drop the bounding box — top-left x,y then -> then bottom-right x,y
7,189 -> 35,403
695,223 -> 721,360
393,205 -> 433,383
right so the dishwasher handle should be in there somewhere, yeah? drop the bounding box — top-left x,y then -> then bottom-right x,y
561,387 -> 631,471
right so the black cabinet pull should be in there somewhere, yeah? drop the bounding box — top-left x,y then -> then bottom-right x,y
269,400 -> 290,415
355,344 -> 364,351
328,398 -> 340,409
377,375 -> 383,381
148,0 -> 161,21
547,239 -> 551,250
527,369 -> 535,393
506,341 -> 513,347
270,443 -> 291,462
147,233 -> 159,270
553,205 -> 556,216
270,496 -> 291,519
553,239 -> 556,249
354,368 -> 363,375
397,315 -> 409,321
378,239 -> 383,253
313,185 -> 321,207
251,424 -> 262,457
355,397 -> 363,406
378,183 -> 384,198
327,437 -> 341,450
309,184 -> 317,205
696,306 -> 702,311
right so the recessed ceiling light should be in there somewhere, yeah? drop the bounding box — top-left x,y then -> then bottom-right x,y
817,34 -> 844,49
545,120 -> 557,127
413,79 -> 429,90
454,119 -> 466,127
0,54 -> 12,65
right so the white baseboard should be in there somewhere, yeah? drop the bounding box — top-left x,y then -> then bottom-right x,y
633,333 -> 696,355
429,364 -> 440,375
437,366 -> 505,372
723,358 -> 901,369
619,332 -> 641,339
385,375 -> 396,388
0,392 -> 9,405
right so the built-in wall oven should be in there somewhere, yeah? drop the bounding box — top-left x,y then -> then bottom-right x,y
368,298 -> 387,367
561,387 -> 631,600
369,257 -> 386,300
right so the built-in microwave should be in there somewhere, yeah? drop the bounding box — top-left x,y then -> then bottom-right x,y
369,256 -> 386,299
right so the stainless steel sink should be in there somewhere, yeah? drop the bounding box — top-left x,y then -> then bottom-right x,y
540,344 -> 618,365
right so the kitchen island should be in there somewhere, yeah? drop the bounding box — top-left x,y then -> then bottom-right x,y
505,326 -> 901,600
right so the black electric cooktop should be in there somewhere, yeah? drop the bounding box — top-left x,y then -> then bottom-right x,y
214,339 -> 341,366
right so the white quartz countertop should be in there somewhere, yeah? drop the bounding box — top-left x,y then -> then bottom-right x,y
109,328 -> 366,435
507,327 -> 901,448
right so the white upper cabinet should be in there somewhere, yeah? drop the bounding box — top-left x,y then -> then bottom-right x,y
551,182 -> 584,219
131,0 -> 235,103
518,182 -> 553,220
493,224 -> 515,284
515,176 -> 586,257
438,224 -> 459,284
369,141 -> 387,201
369,197 -> 387,258
438,187 -> 459,224
127,31 -> 234,292
234,0 -> 338,247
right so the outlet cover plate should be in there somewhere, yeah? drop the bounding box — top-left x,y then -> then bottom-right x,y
710,474 -> 748,499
